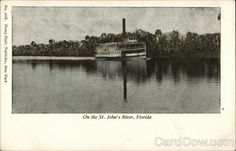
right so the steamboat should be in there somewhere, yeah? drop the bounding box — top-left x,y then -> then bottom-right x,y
95,18 -> 146,59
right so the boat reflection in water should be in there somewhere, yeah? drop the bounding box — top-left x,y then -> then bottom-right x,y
96,59 -> 147,102
13,58 -> 220,113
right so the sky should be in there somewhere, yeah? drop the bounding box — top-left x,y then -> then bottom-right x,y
13,7 -> 220,46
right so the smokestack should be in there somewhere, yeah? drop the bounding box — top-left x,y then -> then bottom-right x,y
122,18 -> 126,37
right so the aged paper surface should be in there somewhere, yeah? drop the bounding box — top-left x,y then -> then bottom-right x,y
0,0 -> 235,150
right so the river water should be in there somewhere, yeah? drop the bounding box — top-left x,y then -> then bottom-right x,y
13,58 -> 220,113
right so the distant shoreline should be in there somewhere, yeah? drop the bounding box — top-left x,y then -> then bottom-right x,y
12,56 -> 220,61
13,56 -> 95,61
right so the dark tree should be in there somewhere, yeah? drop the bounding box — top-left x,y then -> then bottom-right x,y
31,41 -> 37,46
49,39 -> 55,44
155,29 -> 162,38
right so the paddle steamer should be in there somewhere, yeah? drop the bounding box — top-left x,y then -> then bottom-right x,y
95,18 -> 146,59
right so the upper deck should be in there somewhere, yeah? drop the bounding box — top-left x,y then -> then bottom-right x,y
96,41 -> 145,53
96,36 -> 146,53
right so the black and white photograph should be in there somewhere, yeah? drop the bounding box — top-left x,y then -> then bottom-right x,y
12,7 -> 221,113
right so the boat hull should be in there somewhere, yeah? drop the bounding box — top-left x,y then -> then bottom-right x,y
95,52 -> 146,60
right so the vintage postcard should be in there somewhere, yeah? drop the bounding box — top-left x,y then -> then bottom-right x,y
0,0 -> 235,150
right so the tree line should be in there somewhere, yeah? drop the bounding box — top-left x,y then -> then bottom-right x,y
13,29 -> 220,58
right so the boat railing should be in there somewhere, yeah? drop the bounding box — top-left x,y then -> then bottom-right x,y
117,47 -> 145,51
